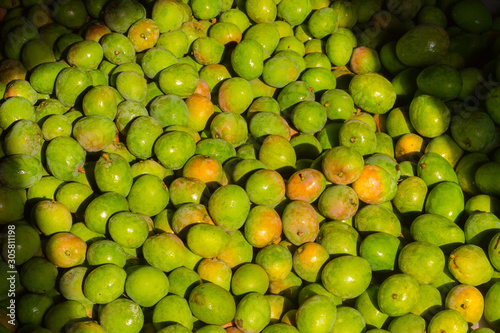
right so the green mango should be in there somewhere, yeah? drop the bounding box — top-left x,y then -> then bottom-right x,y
0,96 -> 36,130
409,94 -> 450,138
3,119 -> 42,156
55,67 -> 92,107
44,300 -> 88,333
263,324 -> 299,333
249,112 -> 290,143
388,313 -> 426,333
21,39 -> 56,70
17,293 -> 54,326
277,0 -> 311,26
128,174 -> 169,217
339,119 -> 377,156
417,152 -> 458,186
393,176 -> 427,219
425,134 -> 463,168
189,283 -> 236,325
448,244 -> 493,286
360,232 -> 401,272
354,204 -> 401,237
410,214 -> 465,253
416,64 -> 462,100
196,138 -> 236,165
0,154 -> 43,190
103,0 -> 146,33
143,233 -> 186,272
465,212 -> 500,250
263,55 -> 301,89
94,153 -> 133,197
377,274 -> 420,317
101,32 -> 136,65
484,281 -> 500,330
398,241 -> 445,284
208,184 -> 250,232
73,115 -> 116,152
45,136 -> 86,182
67,40 -> 103,70
235,293 -> 271,332
349,73 -> 396,115
411,284 -> 442,321
488,232 -> 500,271
126,116 -> 163,160
321,255 -> 372,300
427,310 -> 468,333
330,306 -> 365,333
277,81 -> 315,114
52,0 -> 88,29
396,24 -> 450,67
475,162 -> 500,197
355,285 -> 390,329
259,135 -> 296,176
451,109 -> 496,153
152,0 -> 189,33
325,33 -> 353,67
424,181 -> 464,223
296,295 -> 337,333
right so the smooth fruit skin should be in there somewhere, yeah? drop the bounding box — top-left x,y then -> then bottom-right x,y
377,274 -> 420,317
0,154 -> 43,190
349,73 -> 396,114
208,184 -> 251,232
475,162 -> 500,197
318,185 -> 358,221
45,136 -> 86,182
445,284 -> 484,324
360,233 -> 401,272
83,264 -> 127,304
352,165 -> 398,205
55,67 -> 92,107
143,233 -> 186,272
427,309 -> 468,333
94,153 -> 133,197
321,255 -> 372,300
398,241 -> 445,285
286,168 -> 326,203
153,294 -> 193,331
464,212 -> 500,250
296,295 -> 337,333
484,281 -> 500,330
282,201 -> 319,246
98,298 -> 144,333
126,266 -> 169,307
231,263 -> 270,296
45,232 -> 87,268
410,214 -> 465,254
425,181 -> 464,223
339,119 -> 377,156
448,244 -> 494,286
488,232 -> 500,271
188,283 -> 236,326
235,293 -> 271,332
44,300 -> 88,333
409,94 -> 450,139
396,24 -> 450,67
293,242 -> 329,283
451,110 -> 495,153
318,221 -> 359,257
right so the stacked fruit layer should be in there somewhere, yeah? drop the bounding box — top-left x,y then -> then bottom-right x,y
1,0 -> 500,332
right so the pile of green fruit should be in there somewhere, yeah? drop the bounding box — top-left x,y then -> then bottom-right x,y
2,0 -> 500,331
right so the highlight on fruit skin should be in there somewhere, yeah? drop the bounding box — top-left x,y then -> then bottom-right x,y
1,0 -> 500,331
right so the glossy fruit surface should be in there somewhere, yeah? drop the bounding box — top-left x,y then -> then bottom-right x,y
2,1 -> 500,332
